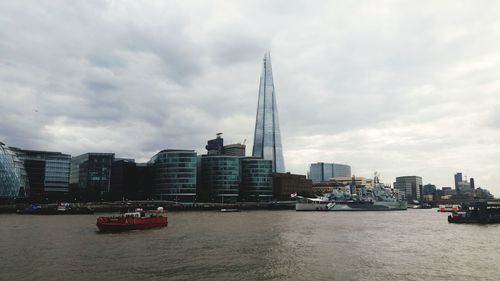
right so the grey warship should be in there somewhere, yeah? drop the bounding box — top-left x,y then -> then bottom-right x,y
296,173 -> 407,211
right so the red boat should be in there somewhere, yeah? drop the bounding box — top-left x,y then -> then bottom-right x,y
96,207 -> 168,232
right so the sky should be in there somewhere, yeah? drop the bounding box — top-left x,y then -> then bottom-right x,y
1,1 -> 500,194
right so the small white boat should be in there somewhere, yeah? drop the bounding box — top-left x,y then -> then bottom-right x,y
220,208 -> 240,212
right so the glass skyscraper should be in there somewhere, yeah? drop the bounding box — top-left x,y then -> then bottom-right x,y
252,52 -> 285,173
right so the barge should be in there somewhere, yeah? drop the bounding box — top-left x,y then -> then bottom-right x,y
448,201 -> 500,224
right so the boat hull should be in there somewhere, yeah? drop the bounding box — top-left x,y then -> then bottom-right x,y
296,201 -> 407,211
96,217 -> 168,232
329,201 -> 407,211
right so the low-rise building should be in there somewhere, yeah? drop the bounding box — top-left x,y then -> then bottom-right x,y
273,172 -> 312,200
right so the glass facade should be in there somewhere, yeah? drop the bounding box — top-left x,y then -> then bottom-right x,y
149,150 -> 197,201
70,153 -> 114,193
394,176 -> 422,201
309,162 -> 352,183
0,142 -> 29,198
241,158 -> 273,201
201,155 -> 240,203
252,52 -> 285,173
13,149 -> 71,194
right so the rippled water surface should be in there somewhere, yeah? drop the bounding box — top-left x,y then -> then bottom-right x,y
1,210 -> 500,280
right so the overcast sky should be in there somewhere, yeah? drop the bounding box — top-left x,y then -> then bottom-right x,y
1,1 -> 500,194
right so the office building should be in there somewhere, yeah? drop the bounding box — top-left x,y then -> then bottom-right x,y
149,150 -> 197,201
422,184 -> 437,196
309,162 -> 351,183
240,157 -> 273,201
206,133 -> 224,155
0,142 -> 29,199
454,172 -> 463,192
206,133 -> 246,156
70,153 -> 114,194
252,52 -> 285,173
23,159 -> 45,201
393,176 -> 422,201
457,181 -> 472,194
200,155 -> 241,203
11,148 -> 71,201
223,144 -> 246,157
110,159 -> 153,201
273,172 -> 312,201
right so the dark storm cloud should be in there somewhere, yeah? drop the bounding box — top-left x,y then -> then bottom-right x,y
1,0 -> 500,194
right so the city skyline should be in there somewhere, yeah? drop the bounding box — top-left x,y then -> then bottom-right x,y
1,2 -> 500,194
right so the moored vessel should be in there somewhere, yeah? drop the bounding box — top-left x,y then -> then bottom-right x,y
448,201 -> 500,224
17,203 -> 94,215
295,173 -> 407,211
96,207 -> 168,232
438,204 -> 459,212
220,208 -> 240,212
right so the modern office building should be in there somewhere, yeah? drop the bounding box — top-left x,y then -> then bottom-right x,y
23,159 -> 45,201
422,184 -> 437,196
273,172 -> 312,201
206,133 -> 224,155
199,134 -> 273,202
470,178 -> 475,189
309,162 -> 351,183
454,172 -> 463,192
252,52 -> 285,173
240,157 -> 273,201
457,181 -> 472,194
149,150 -> 197,201
70,153 -> 114,194
0,142 -> 29,199
223,144 -> 246,157
200,155 -> 241,203
393,176 -> 422,201
110,159 -> 153,201
11,149 -> 71,200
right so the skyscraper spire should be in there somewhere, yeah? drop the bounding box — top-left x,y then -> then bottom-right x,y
252,52 -> 285,173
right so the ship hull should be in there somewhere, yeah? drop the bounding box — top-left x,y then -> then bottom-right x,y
96,217 -> 168,232
328,201 -> 407,211
295,202 -> 330,211
296,201 -> 407,211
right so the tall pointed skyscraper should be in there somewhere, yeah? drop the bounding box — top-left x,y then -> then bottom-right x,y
252,52 -> 285,173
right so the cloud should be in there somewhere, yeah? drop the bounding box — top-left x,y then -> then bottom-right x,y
1,1 -> 500,195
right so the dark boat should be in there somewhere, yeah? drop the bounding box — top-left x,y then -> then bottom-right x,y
96,207 -> 168,232
17,203 -> 94,215
448,201 -> 500,224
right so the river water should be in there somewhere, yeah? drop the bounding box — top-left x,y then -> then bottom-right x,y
1,209 -> 499,281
